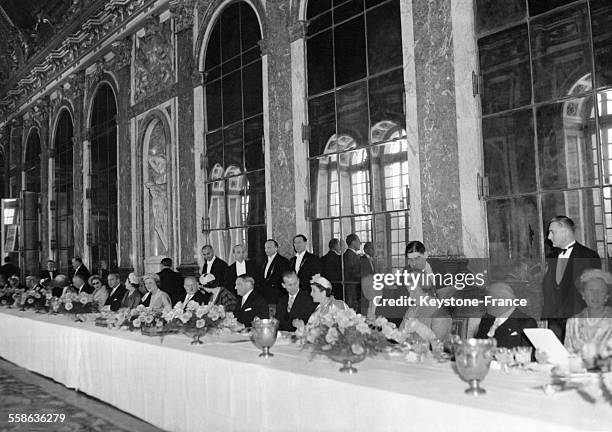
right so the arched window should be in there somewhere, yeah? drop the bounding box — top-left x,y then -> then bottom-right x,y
306,0 -> 409,277
53,110 -> 74,272
22,129 -> 42,275
203,2 -> 265,264
24,130 -> 41,193
89,83 -> 118,271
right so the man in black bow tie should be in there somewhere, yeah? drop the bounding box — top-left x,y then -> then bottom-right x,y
541,216 -> 600,342
261,239 -> 290,305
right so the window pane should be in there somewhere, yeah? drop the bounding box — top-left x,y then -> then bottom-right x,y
245,171 -> 265,225
476,0 -> 525,33
226,174 -> 246,226
537,97 -> 598,190
204,22 -> 220,72
369,68 -> 406,144
479,25 -> 531,114
334,15 -> 366,86
338,147 -> 371,215
308,93 -> 336,157
246,225 -> 267,267
591,0 -> 612,89
366,0 -> 402,75
244,115 -> 264,171
206,80 -> 222,130
310,155 -> 340,218
240,3 -> 260,51
206,131 -> 223,175
527,0 -> 576,16
242,60 -> 262,118
223,123 -> 243,171
221,3 -> 240,61
598,90 -> 612,185
307,30 -> 334,95
334,0 -> 362,24
222,70 -> 242,126
337,81 -> 368,148
374,211 -> 409,273
531,5 -> 592,102
208,180 -> 227,229
371,140 -> 409,212
483,109 -> 536,195
307,0 -> 332,19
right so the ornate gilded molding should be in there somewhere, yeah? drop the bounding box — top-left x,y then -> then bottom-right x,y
169,0 -> 195,33
108,37 -> 133,71
86,61 -> 105,93
289,20 -> 307,42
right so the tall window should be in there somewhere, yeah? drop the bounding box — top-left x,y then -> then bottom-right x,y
24,130 -> 41,193
89,83 -> 118,271
53,110 -> 74,272
203,2 -> 265,265
306,0 -> 409,278
478,0 -> 612,276
22,130 -> 42,275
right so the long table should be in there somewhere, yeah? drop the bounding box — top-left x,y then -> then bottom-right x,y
0,309 -> 610,432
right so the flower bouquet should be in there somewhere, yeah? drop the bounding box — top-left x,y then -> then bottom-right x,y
129,305 -> 178,336
48,292 -> 99,317
572,340 -> 612,406
0,287 -> 21,307
94,308 -> 131,329
164,301 -> 243,344
293,309 -> 402,373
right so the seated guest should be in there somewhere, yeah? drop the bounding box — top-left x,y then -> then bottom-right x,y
25,275 -> 42,292
39,260 -> 57,281
180,276 -> 207,310
72,274 -> 94,295
235,275 -> 268,327
141,273 -> 172,312
104,272 -> 126,312
89,275 -> 109,308
308,275 -> 349,324
200,274 -> 238,313
8,275 -> 24,290
474,282 -> 537,348
121,273 -> 142,309
276,270 -> 316,331
52,275 -> 70,297
565,269 -> 612,355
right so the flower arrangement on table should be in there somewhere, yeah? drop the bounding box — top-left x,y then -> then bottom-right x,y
163,301 -> 244,344
293,309 -> 402,373
48,292 -> 99,315
94,308 -> 132,329
127,305 -> 176,336
0,287 -> 22,306
19,288 -> 50,311
571,340 -> 612,406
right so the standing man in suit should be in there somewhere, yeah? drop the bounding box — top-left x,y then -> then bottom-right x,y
290,234 -> 321,292
343,233 -> 362,313
361,242 -> 376,317
157,257 -> 185,306
542,216 -> 601,342
321,238 -> 343,300
235,275 -> 268,327
39,260 -> 57,281
71,257 -> 90,282
104,272 -> 127,312
261,239 -> 290,305
201,245 -> 228,286
224,244 -> 259,297
72,274 -> 93,295
0,257 -> 19,280
276,270 -> 316,331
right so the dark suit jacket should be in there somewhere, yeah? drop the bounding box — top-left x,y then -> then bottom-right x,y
0,263 -> 19,279
275,291 -> 316,331
224,260 -> 259,297
202,257 -> 228,286
72,265 -> 91,282
261,254 -> 290,304
235,289 -> 268,327
158,268 -> 185,306
180,290 -> 207,308
39,270 -> 57,281
475,309 -> 537,349
140,292 -> 151,307
290,252 -> 321,291
321,251 -> 342,283
105,284 -> 127,311
343,249 -> 361,283
542,242 -> 601,319
76,283 -> 94,295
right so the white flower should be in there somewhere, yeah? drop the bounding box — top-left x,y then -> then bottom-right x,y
133,318 -> 142,328
356,322 -> 371,335
144,315 -> 154,324
325,327 -> 339,344
186,300 -> 198,312
64,302 -> 73,311
351,343 -> 365,355
196,319 -> 205,329
180,312 -> 192,324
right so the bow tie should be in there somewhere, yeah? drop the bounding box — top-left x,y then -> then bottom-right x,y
559,246 -> 573,254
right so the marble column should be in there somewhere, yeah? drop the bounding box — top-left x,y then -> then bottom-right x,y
264,0 -> 298,258
412,0 -> 463,256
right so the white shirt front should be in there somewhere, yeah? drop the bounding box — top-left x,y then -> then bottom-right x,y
236,261 -> 246,276
241,289 -> 253,307
264,253 -> 277,278
206,256 -> 216,274
287,293 -> 297,311
295,251 -> 306,273
558,241 -> 576,259
109,284 -> 120,297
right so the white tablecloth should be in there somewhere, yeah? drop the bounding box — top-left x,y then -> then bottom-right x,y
0,309 -> 610,432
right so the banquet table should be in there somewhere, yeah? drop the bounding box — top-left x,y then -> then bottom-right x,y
0,309 -> 610,432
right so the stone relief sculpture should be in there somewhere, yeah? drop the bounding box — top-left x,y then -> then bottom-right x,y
134,17 -> 174,102
146,153 -> 169,254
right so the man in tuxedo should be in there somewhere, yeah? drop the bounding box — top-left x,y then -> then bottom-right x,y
361,242 -> 376,317
39,260 -> 57,281
235,275 -> 268,327
0,257 -> 19,280
157,258 -> 185,306
180,276 -> 207,310
542,216 -> 601,342
290,234 -> 321,292
321,238 -> 343,299
261,239 -> 290,305
201,245 -> 228,286
72,274 -> 93,295
276,270 -> 316,331
71,257 -> 90,282
104,272 -> 127,312
343,233 -> 362,312
224,244 -> 259,297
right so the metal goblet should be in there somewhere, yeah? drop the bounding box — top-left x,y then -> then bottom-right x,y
251,318 -> 279,358
453,338 -> 496,395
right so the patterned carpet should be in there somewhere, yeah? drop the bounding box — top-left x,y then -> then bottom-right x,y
0,359 -> 164,432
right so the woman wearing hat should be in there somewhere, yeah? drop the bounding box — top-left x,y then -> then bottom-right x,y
121,272 -> 142,309
307,275 -> 349,323
200,273 -> 238,313
141,273 -> 171,312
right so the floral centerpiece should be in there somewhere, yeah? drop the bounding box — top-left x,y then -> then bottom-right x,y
573,340 -> 612,406
294,309 -> 402,373
129,305 -> 177,336
164,301 -> 244,344
19,288 -> 49,311
48,292 -> 99,315
0,287 -> 22,307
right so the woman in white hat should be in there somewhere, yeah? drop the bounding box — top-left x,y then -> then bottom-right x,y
200,273 -> 238,313
307,275 -> 349,324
